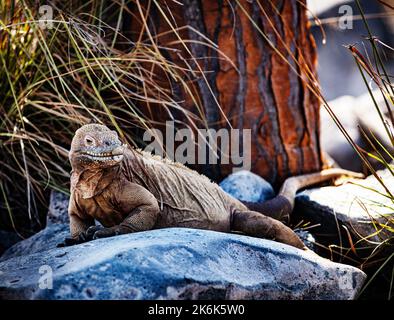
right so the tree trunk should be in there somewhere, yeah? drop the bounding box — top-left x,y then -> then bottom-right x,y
125,0 -> 322,188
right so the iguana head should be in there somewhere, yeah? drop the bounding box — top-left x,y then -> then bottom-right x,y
70,124 -> 126,170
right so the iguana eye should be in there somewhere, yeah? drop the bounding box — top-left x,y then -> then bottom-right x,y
84,136 -> 94,146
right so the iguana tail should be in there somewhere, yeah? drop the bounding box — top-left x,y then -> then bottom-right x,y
243,168 -> 364,223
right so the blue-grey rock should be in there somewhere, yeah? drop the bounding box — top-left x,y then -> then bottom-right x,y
0,227 -> 366,300
0,224 -> 69,262
0,190 -> 69,259
47,191 -> 70,225
295,168 -> 394,246
220,170 -> 275,203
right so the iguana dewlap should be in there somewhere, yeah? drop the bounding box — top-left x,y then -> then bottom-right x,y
63,124 -> 363,250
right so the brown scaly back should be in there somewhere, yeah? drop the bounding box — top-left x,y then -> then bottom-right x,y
131,147 -> 215,184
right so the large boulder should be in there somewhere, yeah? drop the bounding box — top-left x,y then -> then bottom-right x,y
0,190 -> 69,259
47,191 -> 70,225
295,168 -> 394,248
220,170 -> 275,203
0,227 -> 366,300
0,224 -> 69,262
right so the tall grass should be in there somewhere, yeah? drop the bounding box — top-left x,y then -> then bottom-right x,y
0,0 -> 221,236
236,0 -> 393,299
344,0 -> 394,299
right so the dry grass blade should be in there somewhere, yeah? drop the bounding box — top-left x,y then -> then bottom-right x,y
0,0 -> 230,235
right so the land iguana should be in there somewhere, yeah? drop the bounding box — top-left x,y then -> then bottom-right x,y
60,124 -> 363,250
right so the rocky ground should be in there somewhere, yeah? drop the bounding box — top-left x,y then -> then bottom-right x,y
296,169 -> 394,248
3,169 -> 393,300
0,225 -> 365,300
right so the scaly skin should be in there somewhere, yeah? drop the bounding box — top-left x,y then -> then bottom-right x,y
61,124 -> 363,250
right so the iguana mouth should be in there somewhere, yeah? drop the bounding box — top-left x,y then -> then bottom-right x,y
82,152 -> 124,162
81,145 -> 125,162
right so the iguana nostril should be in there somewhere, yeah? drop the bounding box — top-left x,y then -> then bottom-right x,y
104,141 -> 111,146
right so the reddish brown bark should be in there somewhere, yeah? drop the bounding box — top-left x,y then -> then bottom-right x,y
125,0 -> 322,187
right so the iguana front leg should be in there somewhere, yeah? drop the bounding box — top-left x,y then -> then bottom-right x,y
91,182 -> 160,240
58,197 -> 95,247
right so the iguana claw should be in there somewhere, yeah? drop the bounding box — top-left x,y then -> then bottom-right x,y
56,227 -> 102,247
92,227 -> 117,239
56,236 -> 85,247
85,225 -> 104,240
